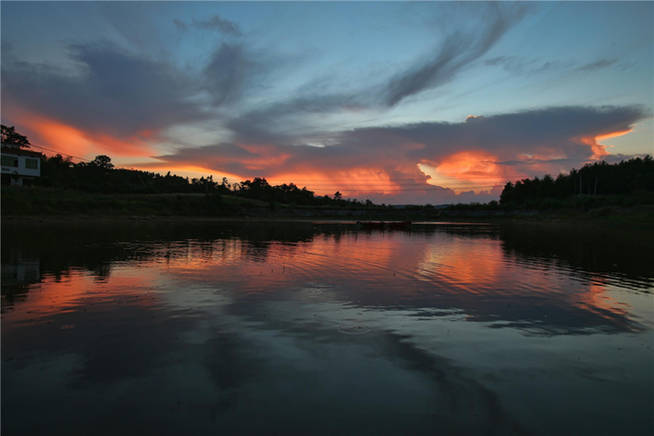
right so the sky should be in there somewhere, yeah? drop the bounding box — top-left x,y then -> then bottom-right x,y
1,1 -> 653,204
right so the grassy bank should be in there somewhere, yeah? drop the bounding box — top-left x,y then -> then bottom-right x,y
1,186 -> 400,219
3,187 -> 654,230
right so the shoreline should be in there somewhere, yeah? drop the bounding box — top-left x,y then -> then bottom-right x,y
1,215 -> 492,224
3,206 -> 653,228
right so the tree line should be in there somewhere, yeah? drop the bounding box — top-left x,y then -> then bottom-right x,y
34,153 -> 363,207
500,156 -> 654,205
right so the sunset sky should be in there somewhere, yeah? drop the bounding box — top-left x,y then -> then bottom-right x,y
2,1 -> 652,203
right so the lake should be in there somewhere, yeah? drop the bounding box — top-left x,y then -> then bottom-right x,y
2,220 -> 653,435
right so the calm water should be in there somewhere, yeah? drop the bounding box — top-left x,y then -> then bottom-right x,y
2,221 -> 653,435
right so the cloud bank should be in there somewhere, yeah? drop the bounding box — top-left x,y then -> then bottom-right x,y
150,106 -> 647,203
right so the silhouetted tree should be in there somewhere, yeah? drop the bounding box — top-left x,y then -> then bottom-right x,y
89,155 -> 114,169
1,125 -> 31,148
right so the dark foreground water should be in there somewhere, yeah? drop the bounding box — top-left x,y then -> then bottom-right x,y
2,221 -> 653,435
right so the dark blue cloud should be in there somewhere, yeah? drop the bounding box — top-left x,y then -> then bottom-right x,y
575,58 -> 618,72
1,43 -> 208,136
382,3 -> 529,106
204,43 -> 255,106
192,15 -> 242,37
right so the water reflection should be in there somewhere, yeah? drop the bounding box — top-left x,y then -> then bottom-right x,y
2,221 -> 653,435
4,222 -> 650,333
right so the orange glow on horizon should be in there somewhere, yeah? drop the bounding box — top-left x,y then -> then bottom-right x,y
268,168 -> 402,196
421,151 -> 507,194
8,108 -> 154,159
25,116 -> 94,158
6,108 -> 637,199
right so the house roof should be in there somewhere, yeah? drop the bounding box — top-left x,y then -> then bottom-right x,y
1,145 -> 43,158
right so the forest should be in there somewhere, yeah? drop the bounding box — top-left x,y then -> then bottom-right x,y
30,153 -> 359,207
499,156 -> 654,206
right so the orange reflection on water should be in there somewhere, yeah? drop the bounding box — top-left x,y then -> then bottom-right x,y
418,237 -> 503,292
3,231 -> 637,333
574,279 -> 629,322
3,269 -> 157,326
159,233 -> 402,291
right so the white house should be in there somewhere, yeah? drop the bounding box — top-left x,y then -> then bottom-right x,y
1,146 -> 42,186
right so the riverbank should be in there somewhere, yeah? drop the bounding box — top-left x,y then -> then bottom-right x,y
3,187 -> 653,230
3,204 -> 654,231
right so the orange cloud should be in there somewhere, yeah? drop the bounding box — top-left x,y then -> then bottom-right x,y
8,108 -> 154,159
18,112 -> 94,158
595,129 -> 633,142
268,168 -> 402,196
420,151 -> 509,194
578,128 -> 633,160
239,143 -> 292,171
